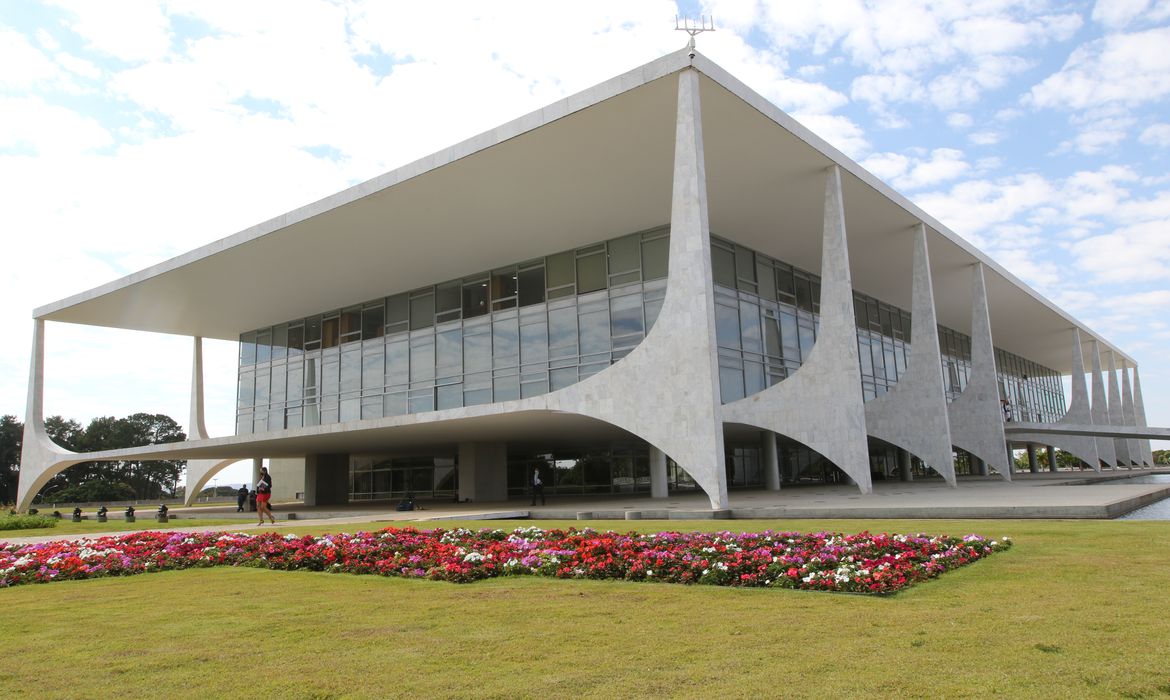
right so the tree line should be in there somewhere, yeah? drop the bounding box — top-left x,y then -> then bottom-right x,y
0,413 -> 186,504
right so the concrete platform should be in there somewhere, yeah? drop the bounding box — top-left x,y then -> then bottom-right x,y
4,471 -> 1167,546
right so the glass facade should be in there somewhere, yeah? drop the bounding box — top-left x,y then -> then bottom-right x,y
236,228 -> 669,435
237,226 -> 1068,496
708,236 -> 1065,420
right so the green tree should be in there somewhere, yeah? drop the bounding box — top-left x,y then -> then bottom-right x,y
0,415 -> 22,504
36,413 -> 186,502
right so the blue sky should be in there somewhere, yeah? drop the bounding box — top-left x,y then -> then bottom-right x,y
2,1 -> 1169,485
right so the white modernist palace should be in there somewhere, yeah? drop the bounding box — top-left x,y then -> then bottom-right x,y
18,49 -> 1162,512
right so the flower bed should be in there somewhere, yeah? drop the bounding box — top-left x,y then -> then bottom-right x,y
0,527 -> 1011,594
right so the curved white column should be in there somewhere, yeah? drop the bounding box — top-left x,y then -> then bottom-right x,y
1107,353 -> 1133,466
1089,340 -> 1117,468
1133,367 -> 1153,467
1120,359 -> 1140,467
947,263 -> 1010,479
863,224 -> 955,485
536,68 -> 728,509
722,166 -> 872,494
1009,328 -> 1099,470
16,320 -> 82,511
182,336 -> 237,506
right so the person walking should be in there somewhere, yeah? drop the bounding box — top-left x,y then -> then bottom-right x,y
531,467 -> 545,506
236,484 -> 248,512
255,466 -> 276,525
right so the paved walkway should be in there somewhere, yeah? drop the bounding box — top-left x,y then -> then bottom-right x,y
5,470 -> 1167,546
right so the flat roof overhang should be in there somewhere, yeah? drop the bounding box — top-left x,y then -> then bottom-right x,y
52,409 -> 643,462
33,49 -> 1130,374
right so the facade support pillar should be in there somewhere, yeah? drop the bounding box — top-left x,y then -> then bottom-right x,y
182,336 -> 237,506
898,448 -> 913,482
1121,360 -> 1141,467
947,263 -> 1011,479
762,431 -> 780,491
538,68 -> 727,509
649,445 -> 668,498
1133,367 -> 1153,467
863,224 -> 955,484
1107,353 -> 1132,466
1047,444 -> 1057,473
1090,341 -> 1117,468
722,165 -> 872,494
1008,328 -> 1099,471
16,320 -> 81,511
1026,444 -> 1039,473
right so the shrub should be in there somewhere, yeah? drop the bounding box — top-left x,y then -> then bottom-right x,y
0,514 -> 58,531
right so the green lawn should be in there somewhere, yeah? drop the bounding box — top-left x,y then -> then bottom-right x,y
2,518 -> 1169,699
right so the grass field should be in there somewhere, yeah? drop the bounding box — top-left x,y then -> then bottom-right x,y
2,518 -> 1169,699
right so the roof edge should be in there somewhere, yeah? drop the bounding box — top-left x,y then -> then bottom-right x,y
34,49 -> 696,322
689,53 -> 1134,367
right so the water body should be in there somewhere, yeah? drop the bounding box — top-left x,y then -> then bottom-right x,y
1117,473 -> 1170,520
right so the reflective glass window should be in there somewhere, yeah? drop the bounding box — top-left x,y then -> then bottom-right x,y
518,266 -> 545,306
340,308 -> 361,342
641,235 -> 669,280
437,384 -> 462,410
521,321 -> 548,365
272,325 -> 288,360
240,332 -> 257,366
463,279 -> 488,318
436,281 -> 461,321
287,325 -> 304,355
610,294 -> 643,338
386,294 -> 409,334
548,306 -> 578,358
463,326 -> 491,373
578,308 -> 609,355
720,365 -> 745,402
436,328 -> 462,378
756,262 -> 776,301
362,347 -> 383,392
740,300 -> 762,354
546,251 -> 575,297
256,330 -> 271,363
409,336 -> 434,382
715,303 -> 741,349
409,293 -> 434,330
576,252 -> 606,294
712,246 -> 736,287
322,317 -> 340,348
238,371 -> 255,408
491,268 -> 518,310
493,316 -> 520,368
608,235 -> 639,277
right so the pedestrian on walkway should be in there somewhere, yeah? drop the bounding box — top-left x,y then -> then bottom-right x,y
255,467 -> 276,525
531,467 -> 545,506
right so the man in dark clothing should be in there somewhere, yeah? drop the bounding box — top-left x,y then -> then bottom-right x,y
236,485 -> 249,512
531,468 -> 545,506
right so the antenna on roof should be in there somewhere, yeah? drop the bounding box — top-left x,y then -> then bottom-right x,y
675,15 -> 715,59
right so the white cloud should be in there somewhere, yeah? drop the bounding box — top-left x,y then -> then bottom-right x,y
0,97 -> 112,155
862,147 -> 970,190
946,112 -> 973,128
969,131 -> 1002,145
47,0 -> 173,62
1029,26 -> 1170,110
792,112 -> 870,158
1139,123 -> 1170,146
0,26 -> 65,90
1091,0 -> 1170,29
